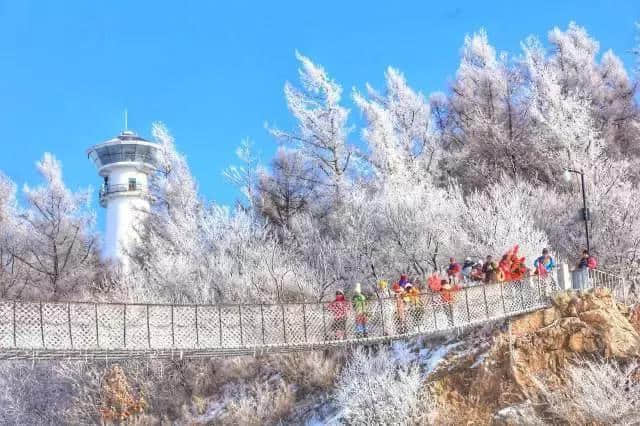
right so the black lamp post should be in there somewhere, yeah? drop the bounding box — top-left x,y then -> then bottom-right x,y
563,168 -> 591,253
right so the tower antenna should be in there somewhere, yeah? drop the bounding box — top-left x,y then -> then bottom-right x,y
124,109 -> 128,131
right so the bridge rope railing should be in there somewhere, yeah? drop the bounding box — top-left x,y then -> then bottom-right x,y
0,270 -> 626,361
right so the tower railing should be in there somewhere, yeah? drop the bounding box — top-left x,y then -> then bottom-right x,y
99,184 -> 148,206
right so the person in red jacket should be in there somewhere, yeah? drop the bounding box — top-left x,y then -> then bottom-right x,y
327,290 -> 349,339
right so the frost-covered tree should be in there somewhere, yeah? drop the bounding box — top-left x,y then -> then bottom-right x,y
437,29 -> 532,189
0,172 -> 31,298
127,124 -> 328,303
460,178 -> 549,264
127,123 -> 214,302
354,67 -> 438,185
224,138 -> 260,210
269,52 -> 353,204
4,154 -> 98,300
546,22 -> 640,160
524,36 -> 603,173
256,147 -> 322,228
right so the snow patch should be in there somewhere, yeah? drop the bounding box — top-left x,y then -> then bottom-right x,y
420,341 -> 463,374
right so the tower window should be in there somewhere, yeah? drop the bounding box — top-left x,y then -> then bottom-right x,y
128,178 -> 137,191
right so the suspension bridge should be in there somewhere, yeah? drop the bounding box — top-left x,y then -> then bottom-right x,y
0,269 -> 627,361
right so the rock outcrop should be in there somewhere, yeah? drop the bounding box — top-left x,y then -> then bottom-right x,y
430,288 -> 640,424
509,287 -> 640,394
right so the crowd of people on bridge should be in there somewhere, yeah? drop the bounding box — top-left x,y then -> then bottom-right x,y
326,247 -> 598,340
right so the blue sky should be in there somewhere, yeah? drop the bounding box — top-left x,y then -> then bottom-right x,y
1,1 -> 639,230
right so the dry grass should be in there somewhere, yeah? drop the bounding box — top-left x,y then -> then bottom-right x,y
215,378 -> 295,426
433,389 -> 494,426
274,351 -> 341,394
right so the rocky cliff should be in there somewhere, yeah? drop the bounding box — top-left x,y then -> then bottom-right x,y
430,288 -> 640,425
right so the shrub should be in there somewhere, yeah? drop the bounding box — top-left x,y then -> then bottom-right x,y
99,365 -> 147,423
333,347 -> 435,425
217,378 -> 295,426
0,362 -> 72,425
536,359 -> 640,425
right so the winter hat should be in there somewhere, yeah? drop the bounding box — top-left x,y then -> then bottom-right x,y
354,282 -> 362,294
465,257 -> 472,263
336,289 -> 344,295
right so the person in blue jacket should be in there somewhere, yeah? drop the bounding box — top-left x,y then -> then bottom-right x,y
534,248 -> 556,273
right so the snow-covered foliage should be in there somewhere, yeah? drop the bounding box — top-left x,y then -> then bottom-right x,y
269,52 -> 353,206
111,23 -> 640,302
460,178 -> 549,263
536,360 -> 640,424
0,155 -> 98,300
354,67 -> 438,185
0,362 -> 74,425
333,347 -> 433,425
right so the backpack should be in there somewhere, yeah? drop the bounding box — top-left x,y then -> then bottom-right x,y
587,256 -> 597,270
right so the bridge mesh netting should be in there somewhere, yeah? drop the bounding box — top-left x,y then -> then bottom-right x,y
0,269 -> 628,360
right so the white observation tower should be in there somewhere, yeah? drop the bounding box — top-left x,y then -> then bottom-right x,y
87,129 -> 159,266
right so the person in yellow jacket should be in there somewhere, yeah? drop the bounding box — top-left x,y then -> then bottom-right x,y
405,283 -> 424,328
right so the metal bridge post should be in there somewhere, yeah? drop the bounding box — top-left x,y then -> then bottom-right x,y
218,305 -> 223,348
194,305 -> 199,347
302,304 -> 308,343
260,304 -> 266,345
238,305 -> 243,346
146,305 -> 151,349
379,298 -> 386,335
321,302 -> 327,340
433,298 -> 438,331
464,288 -> 471,322
170,304 -> 175,347
12,301 -> 16,347
67,303 -> 73,349
94,303 -> 100,348
499,283 -> 506,315
482,284 -> 489,319
39,301 -> 45,348
519,283 -> 526,310
281,304 -> 287,344
123,304 -> 127,348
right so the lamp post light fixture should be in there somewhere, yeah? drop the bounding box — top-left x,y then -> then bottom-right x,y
562,168 -> 591,253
